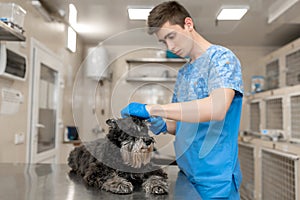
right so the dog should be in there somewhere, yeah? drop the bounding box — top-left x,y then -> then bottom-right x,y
67,116 -> 169,195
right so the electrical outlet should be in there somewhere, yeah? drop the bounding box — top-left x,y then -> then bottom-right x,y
14,133 -> 25,145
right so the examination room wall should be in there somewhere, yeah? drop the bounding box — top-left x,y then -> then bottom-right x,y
0,0 -> 84,163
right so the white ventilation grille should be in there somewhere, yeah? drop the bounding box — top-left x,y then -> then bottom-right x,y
250,102 -> 260,132
266,98 -> 283,130
261,149 -> 299,200
239,144 -> 255,200
286,49 -> 300,86
291,95 -> 300,140
266,60 -> 279,90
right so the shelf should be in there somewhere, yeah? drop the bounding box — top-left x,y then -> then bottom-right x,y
126,58 -> 187,63
126,57 -> 184,83
0,21 -> 25,41
126,77 -> 177,82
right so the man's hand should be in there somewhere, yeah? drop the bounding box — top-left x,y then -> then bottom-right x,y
148,116 -> 167,135
121,102 -> 150,119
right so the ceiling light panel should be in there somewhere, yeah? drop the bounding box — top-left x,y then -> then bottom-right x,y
69,4 -> 77,26
67,26 -> 77,53
128,8 -> 152,20
217,8 -> 249,20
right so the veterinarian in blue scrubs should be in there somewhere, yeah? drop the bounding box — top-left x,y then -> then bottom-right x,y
121,1 -> 243,199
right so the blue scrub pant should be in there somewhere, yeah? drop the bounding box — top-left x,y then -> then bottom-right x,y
193,181 -> 240,200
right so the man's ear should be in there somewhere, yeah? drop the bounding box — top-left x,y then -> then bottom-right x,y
184,17 -> 194,31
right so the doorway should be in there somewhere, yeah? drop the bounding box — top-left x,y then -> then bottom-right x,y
27,39 -> 63,163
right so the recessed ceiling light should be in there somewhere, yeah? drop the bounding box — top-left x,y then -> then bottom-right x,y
128,8 -> 152,20
217,8 -> 248,20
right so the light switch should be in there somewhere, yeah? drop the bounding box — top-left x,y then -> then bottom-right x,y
14,133 -> 25,145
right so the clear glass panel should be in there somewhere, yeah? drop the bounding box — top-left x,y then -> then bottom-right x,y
37,63 -> 58,153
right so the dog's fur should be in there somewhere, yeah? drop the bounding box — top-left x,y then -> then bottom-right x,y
68,117 -> 168,195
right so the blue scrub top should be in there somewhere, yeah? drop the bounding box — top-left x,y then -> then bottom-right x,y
172,45 -> 244,199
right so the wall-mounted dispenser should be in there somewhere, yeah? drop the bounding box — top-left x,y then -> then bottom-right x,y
0,87 -> 23,115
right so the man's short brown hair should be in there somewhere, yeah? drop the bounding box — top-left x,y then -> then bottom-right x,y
147,1 -> 191,35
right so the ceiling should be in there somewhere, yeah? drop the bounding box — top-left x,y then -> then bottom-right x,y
36,0 -> 300,47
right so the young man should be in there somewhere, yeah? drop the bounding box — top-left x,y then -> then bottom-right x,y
121,1 -> 243,199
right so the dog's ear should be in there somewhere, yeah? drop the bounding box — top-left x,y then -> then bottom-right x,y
106,119 -> 117,128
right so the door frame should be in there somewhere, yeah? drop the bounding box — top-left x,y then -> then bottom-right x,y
26,38 -> 63,163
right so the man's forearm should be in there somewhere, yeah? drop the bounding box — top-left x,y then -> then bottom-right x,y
146,88 -> 235,123
146,99 -> 211,122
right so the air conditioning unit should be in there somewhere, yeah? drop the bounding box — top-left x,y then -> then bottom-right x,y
0,44 -> 27,81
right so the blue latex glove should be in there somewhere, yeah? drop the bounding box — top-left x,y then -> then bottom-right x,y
148,116 -> 167,135
121,102 -> 150,119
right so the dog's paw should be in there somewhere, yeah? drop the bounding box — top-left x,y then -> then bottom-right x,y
143,175 -> 169,195
102,176 -> 133,194
84,174 -> 104,188
83,164 -> 104,188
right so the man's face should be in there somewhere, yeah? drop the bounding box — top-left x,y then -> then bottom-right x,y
156,21 -> 193,58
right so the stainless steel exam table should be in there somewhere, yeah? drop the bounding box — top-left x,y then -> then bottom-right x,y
0,163 -> 202,200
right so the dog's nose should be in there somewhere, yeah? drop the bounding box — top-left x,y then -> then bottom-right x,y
143,138 -> 153,146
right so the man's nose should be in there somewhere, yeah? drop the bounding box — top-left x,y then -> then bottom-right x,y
166,40 -> 175,51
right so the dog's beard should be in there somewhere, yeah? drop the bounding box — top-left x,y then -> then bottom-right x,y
120,139 -> 153,168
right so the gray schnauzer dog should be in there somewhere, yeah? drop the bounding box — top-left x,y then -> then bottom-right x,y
67,116 -> 169,195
